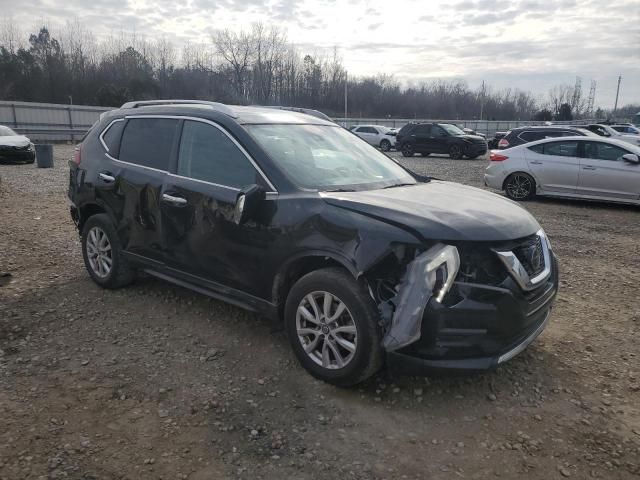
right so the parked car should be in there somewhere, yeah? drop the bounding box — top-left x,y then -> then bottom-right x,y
0,125 -> 35,164
68,99 -> 557,386
611,124 -> 640,135
350,125 -> 397,151
461,127 -> 486,139
576,124 -> 640,147
488,131 -> 507,149
497,126 -> 593,149
395,122 -> 488,159
485,136 -> 640,204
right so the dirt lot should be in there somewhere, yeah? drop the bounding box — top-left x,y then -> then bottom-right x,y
1,146 -> 639,480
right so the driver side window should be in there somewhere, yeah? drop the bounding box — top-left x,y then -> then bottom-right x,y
583,141 -> 629,161
431,125 -> 446,137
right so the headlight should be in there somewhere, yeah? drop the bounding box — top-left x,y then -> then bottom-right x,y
422,244 -> 461,303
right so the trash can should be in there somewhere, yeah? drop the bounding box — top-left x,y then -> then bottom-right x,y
35,144 -> 54,168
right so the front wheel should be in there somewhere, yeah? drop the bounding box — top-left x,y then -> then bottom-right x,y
449,144 -> 463,159
504,172 -> 536,200
401,143 -> 414,157
284,268 -> 383,387
380,139 -> 391,152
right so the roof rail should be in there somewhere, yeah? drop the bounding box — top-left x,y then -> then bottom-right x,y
120,99 -> 236,117
258,106 -> 333,122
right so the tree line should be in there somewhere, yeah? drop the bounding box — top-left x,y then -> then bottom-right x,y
0,21 -> 636,120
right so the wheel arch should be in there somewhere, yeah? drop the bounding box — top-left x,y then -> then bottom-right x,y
77,201 -> 117,232
272,252 -> 358,319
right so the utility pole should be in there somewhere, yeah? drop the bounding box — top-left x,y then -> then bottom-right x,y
613,75 -> 622,116
479,80 -> 485,120
344,71 -> 348,127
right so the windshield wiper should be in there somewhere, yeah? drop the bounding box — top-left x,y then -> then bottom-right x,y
381,182 -> 417,189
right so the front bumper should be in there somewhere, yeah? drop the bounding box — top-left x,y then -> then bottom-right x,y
464,142 -> 488,156
387,254 -> 558,373
0,148 -> 35,163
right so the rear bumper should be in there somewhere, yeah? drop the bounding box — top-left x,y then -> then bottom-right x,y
388,254 -> 558,374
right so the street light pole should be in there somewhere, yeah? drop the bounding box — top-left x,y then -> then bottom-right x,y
344,71 -> 348,126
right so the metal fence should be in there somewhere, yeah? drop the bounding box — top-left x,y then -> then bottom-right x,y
0,101 -> 111,142
0,100 -> 597,142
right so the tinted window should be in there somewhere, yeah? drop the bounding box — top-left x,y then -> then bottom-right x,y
527,143 -> 544,154
101,120 -> 125,157
356,127 -> 377,134
413,124 -> 431,135
542,141 -> 579,157
398,124 -> 414,135
520,131 -> 546,142
561,130 -> 582,136
178,120 -> 258,188
583,141 -> 630,161
119,118 -> 179,170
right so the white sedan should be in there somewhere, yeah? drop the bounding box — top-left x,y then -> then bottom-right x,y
484,136 -> 640,205
350,125 -> 397,151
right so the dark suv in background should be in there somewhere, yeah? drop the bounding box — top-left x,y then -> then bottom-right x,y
497,125 -> 592,149
68,100 -> 557,386
395,122 -> 488,159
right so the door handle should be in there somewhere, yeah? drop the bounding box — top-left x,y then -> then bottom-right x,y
530,161 -> 543,165
162,193 -> 187,206
582,166 -> 597,170
99,172 -> 115,183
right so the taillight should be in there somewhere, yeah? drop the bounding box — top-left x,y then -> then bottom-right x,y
498,138 -> 509,148
72,145 -> 82,165
490,152 -> 509,161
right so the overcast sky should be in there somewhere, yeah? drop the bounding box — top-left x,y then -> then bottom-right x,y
2,0 -> 639,107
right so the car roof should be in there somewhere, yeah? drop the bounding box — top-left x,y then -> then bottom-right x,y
115,101 -> 336,126
512,125 -> 585,131
510,135 -> 640,152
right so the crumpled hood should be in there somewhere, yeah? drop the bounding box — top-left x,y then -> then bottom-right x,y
0,135 -> 31,147
321,181 -> 541,242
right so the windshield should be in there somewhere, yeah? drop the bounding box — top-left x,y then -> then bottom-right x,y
0,126 -> 18,136
246,124 -> 416,191
440,124 -> 465,135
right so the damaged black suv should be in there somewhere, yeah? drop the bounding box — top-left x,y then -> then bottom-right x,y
68,100 -> 558,386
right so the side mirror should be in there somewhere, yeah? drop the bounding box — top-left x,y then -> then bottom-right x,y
233,184 -> 265,224
622,153 -> 640,164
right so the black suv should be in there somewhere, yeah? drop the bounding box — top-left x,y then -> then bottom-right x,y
497,125 -> 592,149
395,123 -> 488,159
68,100 -> 557,386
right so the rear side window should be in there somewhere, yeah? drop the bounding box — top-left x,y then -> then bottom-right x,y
119,118 -> 180,170
177,120 -> 258,188
101,119 -> 125,157
413,124 -> 431,135
520,131 -> 547,142
398,124 -> 415,135
529,141 -> 579,157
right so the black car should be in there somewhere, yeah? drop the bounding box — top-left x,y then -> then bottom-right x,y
497,125 -> 592,149
488,131 -> 507,149
395,123 -> 487,159
0,126 -> 35,163
68,100 -> 557,386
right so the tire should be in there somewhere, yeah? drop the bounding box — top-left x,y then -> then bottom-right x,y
449,144 -> 463,159
401,143 -> 414,157
81,213 -> 135,289
420,152 -> 430,157
380,139 -> 391,152
284,268 -> 383,387
504,172 -> 536,201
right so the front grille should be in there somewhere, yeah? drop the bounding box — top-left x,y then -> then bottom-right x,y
513,235 -> 545,277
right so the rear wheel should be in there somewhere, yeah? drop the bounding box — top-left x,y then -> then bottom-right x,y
380,139 -> 391,152
81,214 -> 135,288
504,172 -> 536,200
401,143 -> 414,157
449,144 -> 463,159
284,268 -> 383,387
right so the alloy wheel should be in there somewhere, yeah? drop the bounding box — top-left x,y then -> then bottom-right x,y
295,291 -> 358,370
450,145 -> 462,159
86,226 -> 113,278
402,144 -> 414,157
380,140 -> 391,152
506,174 -> 533,199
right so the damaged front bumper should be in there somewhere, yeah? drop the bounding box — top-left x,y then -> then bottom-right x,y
386,254 -> 558,372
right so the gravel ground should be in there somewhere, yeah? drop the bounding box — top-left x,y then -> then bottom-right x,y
1,147 -> 639,480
